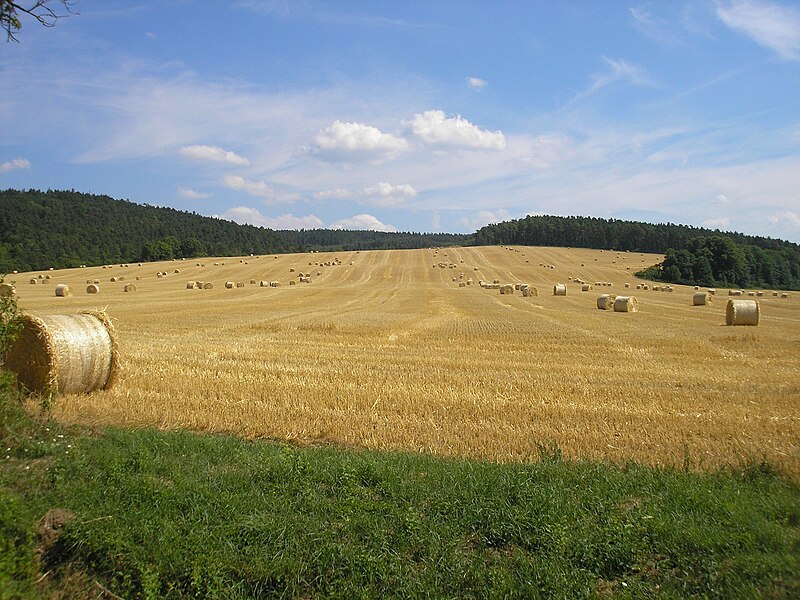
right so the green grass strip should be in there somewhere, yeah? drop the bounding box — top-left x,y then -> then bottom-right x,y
2,393 -> 799,599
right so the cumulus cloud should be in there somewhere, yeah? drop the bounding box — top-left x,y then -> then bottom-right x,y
314,188 -> 352,200
466,77 -> 487,89
702,217 -> 731,229
177,186 -> 211,199
714,194 -> 730,204
0,158 -> 31,173
360,181 -> 417,206
768,211 -> 800,227
406,110 -> 506,150
717,0 -> 800,60
314,120 -> 408,160
330,213 -> 398,232
459,209 -> 512,230
178,145 -> 250,165
223,175 -> 301,203
223,206 -> 324,229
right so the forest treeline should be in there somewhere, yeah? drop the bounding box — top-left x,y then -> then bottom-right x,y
0,189 -> 468,272
2,190 -> 798,289
476,214 -> 800,289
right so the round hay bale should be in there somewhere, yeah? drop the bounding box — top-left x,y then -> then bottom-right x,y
86,284 -> 100,294
553,284 -> 567,296
123,283 -> 136,292
260,281 -> 269,287
693,292 -> 712,306
613,296 -> 638,313
250,279 -> 256,285
726,299 -> 759,326
458,281 -> 466,288
30,278 -> 37,285
624,283 -> 630,288
202,282 -> 214,289
0,283 -> 16,297
236,282 -> 245,288
174,269 -> 180,274
729,289 -> 743,296
289,280 -> 297,286
45,274 -> 51,279
55,284 -> 71,297
581,284 -> 592,292
187,281 -> 198,289
772,291 -> 778,297
500,284 -> 514,295
708,289 -> 716,295
110,277 -> 118,283
781,292 -> 789,299
596,294 -> 616,310
521,285 -> 538,297
225,281 -> 235,289
747,291 -> 756,297
756,291 -> 764,297
4,311 -> 119,394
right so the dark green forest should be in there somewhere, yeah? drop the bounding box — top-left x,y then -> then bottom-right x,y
476,214 -> 800,289
0,189 -> 468,272
1,190 -> 798,289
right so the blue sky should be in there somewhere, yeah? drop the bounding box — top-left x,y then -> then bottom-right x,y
2,0 -> 799,241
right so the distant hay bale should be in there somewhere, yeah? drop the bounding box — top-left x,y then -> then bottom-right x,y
474,267 -> 479,270
521,285 -> 538,297
123,284 -> 136,292
781,293 -> 789,299
597,294 -> 616,310
45,274 -> 51,279
290,268 -> 295,272
726,299 -> 759,326
202,282 -> 214,289
110,277 -> 118,282
747,291 -> 756,297
642,285 -> 649,291
250,279 -> 257,285
624,283 -> 630,288
260,281 -> 269,287
708,289 -> 716,295
756,291 -> 764,297
493,279 -> 501,284
236,282 -> 245,288
458,281 -> 466,288
30,278 -> 37,285
500,284 -> 514,295
694,286 -> 700,290
772,291 -> 778,297
186,281 -> 199,289
693,291 -> 712,306
86,284 -> 99,294
55,284 -> 71,297
635,284 -> 641,290
289,280 -> 297,286
225,281 -> 235,289
156,273 -> 163,279
317,271 -> 322,276
0,283 -> 16,297
613,296 -> 638,313
553,284 -> 567,296
653,285 -> 661,291
270,281 -> 281,287
174,269 -> 180,274
729,290 -> 743,296
581,284 -> 592,292
4,311 -> 119,394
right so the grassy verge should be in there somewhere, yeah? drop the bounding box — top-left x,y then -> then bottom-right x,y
1,388 -> 798,598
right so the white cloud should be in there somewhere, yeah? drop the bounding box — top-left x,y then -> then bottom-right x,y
714,194 -> 730,204
588,56 -> 649,95
223,175 -> 301,203
330,214 -> 398,232
522,134 -> 576,168
406,110 -> 506,150
223,206 -> 324,229
768,211 -> 800,227
178,145 -> 250,166
702,217 -> 731,228
360,181 -> 417,206
0,158 -> 31,173
459,209 -> 512,230
177,186 -> 211,199
314,120 -> 408,160
717,0 -> 800,60
466,77 -> 487,89
314,188 -> 352,200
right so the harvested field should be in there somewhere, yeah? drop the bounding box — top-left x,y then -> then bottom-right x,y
12,246 -> 800,476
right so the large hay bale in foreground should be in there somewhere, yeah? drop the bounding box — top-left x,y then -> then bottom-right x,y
4,312 -> 119,394
613,296 -> 638,313
55,284 -> 71,297
726,299 -> 759,326
553,284 -> 567,296
596,294 -> 616,310
693,292 -> 712,306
